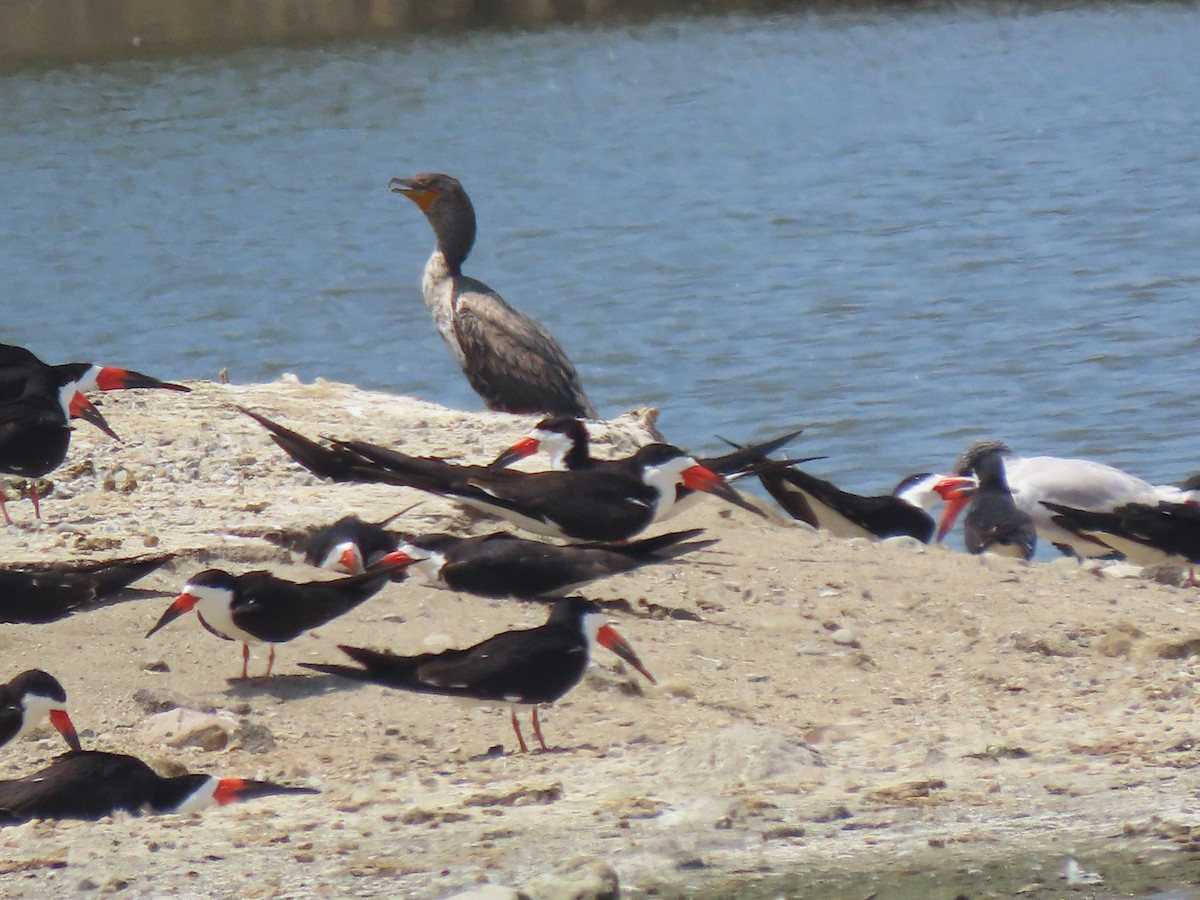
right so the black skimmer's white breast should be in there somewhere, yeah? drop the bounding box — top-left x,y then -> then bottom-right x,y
146,562 -> 415,679
0,670 -> 81,752
301,597 -> 655,752
390,173 -> 595,418
0,750 -> 317,823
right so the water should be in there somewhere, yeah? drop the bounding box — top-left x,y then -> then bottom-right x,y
3,2 -> 1200,515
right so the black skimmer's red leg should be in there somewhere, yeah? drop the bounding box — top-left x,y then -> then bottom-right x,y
146,560 -> 416,679
0,750 -> 317,824
390,173 -> 595,418
301,597 -> 656,752
244,409 -> 763,542
0,670 -> 82,752
0,553 -> 174,625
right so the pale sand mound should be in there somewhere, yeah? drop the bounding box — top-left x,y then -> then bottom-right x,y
1,377 -> 1198,897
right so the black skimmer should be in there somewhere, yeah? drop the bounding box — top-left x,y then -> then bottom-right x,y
390,173 -> 595,418
1041,500 -> 1200,581
243,409 -> 764,542
942,446 -> 1037,560
301,597 -> 655,752
0,670 -> 81,752
490,415 -> 803,477
755,462 -> 974,543
146,562 -> 415,679
305,513 -> 404,574
0,750 -> 317,824
0,366 -> 115,524
0,553 -> 174,625
374,528 -> 714,599
938,439 -> 1198,558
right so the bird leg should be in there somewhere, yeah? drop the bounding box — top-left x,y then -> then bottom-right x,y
240,643 -> 250,680
264,646 -> 276,679
0,493 -> 11,526
510,707 -> 529,753
27,482 -> 42,520
531,707 -> 548,752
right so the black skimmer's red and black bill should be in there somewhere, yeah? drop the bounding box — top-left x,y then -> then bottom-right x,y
0,553 -> 174,625
390,173 -> 595,419
242,409 -> 764,542
0,750 -> 317,824
940,447 -> 1037,560
301,597 -> 655,752
1041,500 -> 1200,582
0,343 -> 186,440
146,561 -> 416,679
0,670 -> 81,752
755,462 -> 974,543
375,528 -> 714,600
937,439 -> 1199,558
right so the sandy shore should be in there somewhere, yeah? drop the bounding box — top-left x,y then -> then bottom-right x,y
2,377 -> 1200,898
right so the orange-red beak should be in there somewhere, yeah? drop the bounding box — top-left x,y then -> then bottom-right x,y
146,592 -> 199,638
49,708 -> 82,751
93,366 -> 189,392
389,178 -> 437,212
934,477 -> 977,543
596,623 -> 656,685
681,464 -> 766,518
491,435 -> 541,468
214,777 -> 320,806
69,392 -> 121,440
337,546 -> 364,574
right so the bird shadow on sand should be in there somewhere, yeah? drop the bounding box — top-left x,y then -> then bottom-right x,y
222,672 -> 359,701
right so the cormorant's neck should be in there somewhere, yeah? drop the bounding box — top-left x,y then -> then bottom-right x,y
428,200 -> 476,276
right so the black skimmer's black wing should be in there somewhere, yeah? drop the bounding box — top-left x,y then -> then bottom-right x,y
302,597 -> 654,751
391,173 -> 595,419
386,527 -> 714,599
0,751 -> 317,824
0,553 -> 174,625
146,562 -> 414,679
1041,500 -> 1200,571
958,450 -> 1037,559
0,670 -> 81,752
238,407 -> 370,481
